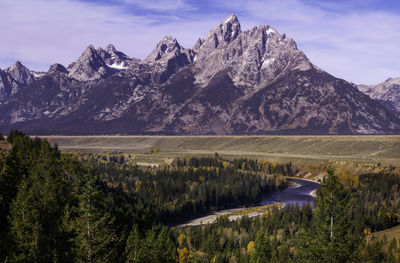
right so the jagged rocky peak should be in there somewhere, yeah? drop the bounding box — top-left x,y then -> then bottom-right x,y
205,13 -> 241,49
220,13 -> 241,42
96,44 -> 132,69
193,14 -> 243,63
0,61 -> 36,101
5,61 -> 35,85
104,44 -> 128,61
7,61 -> 24,71
80,45 -> 99,60
143,36 -> 185,63
68,44 -> 139,80
96,46 -> 108,59
157,36 -> 181,52
142,36 -> 195,82
70,44 -> 105,68
105,43 -> 117,53
67,44 -> 108,81
193,15 -> 311,87
78,45 -> 101,64
48,63 -> 68,74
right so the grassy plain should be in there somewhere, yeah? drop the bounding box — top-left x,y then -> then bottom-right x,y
41,135 -> 399,178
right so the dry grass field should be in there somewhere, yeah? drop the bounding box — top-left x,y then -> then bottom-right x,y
372,225 -> 400,241
41,135 -> 400,162
39,135 -> 400,178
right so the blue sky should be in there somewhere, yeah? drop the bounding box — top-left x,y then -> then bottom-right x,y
0,0 -> 399,84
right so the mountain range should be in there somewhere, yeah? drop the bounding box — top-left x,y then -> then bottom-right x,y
0,14 -> 399,135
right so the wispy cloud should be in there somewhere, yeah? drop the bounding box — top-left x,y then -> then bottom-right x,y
0,0 -> 399,84
119,0 -> 196,12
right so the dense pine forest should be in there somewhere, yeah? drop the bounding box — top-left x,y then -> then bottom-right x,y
0,131 -> 399,262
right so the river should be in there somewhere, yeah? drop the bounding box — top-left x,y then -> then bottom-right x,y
260,178 -> 320,207
175,178 -> 320,227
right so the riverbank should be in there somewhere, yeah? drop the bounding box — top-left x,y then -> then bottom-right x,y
175,178 -> 319,227
175,203 -> 284,227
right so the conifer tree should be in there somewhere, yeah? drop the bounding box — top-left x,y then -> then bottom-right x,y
74,167 -> 118,263
6,130 -> 25,144
0,134 -> 35,229
125,225 -> 141,263
8,140 -> 72,262
1,134 -> 37,260
296,168 -> 360,263
125,225 -> 176,263
153,226 -> 176,263
250,228 -> 272,263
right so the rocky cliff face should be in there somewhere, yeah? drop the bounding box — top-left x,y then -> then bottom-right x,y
0,61 -> 37,101
358,78 -> 400,116
143,36 -> 195,83
0,14 -> 399,135
193,14 -> 310,88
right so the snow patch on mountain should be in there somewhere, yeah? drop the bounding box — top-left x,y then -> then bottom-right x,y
262,58 -> 275,68
266,28 -> 275,35
107,62 -> 127,70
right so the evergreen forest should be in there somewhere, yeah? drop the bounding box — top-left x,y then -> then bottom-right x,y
0,131 -> 399,262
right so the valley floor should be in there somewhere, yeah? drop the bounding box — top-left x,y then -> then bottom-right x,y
41,135 -> 400,179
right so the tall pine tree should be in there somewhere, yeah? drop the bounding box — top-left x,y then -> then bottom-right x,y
74,166 -> 118,263
125,225 -> 176,263
250,228 -> 272,263
8,140 -> 72,262
296,168 -> 360,262
125,225 -> 142,263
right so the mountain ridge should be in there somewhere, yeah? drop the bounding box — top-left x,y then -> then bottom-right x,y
0,14 -> 399,135
358,77 -> 400,117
